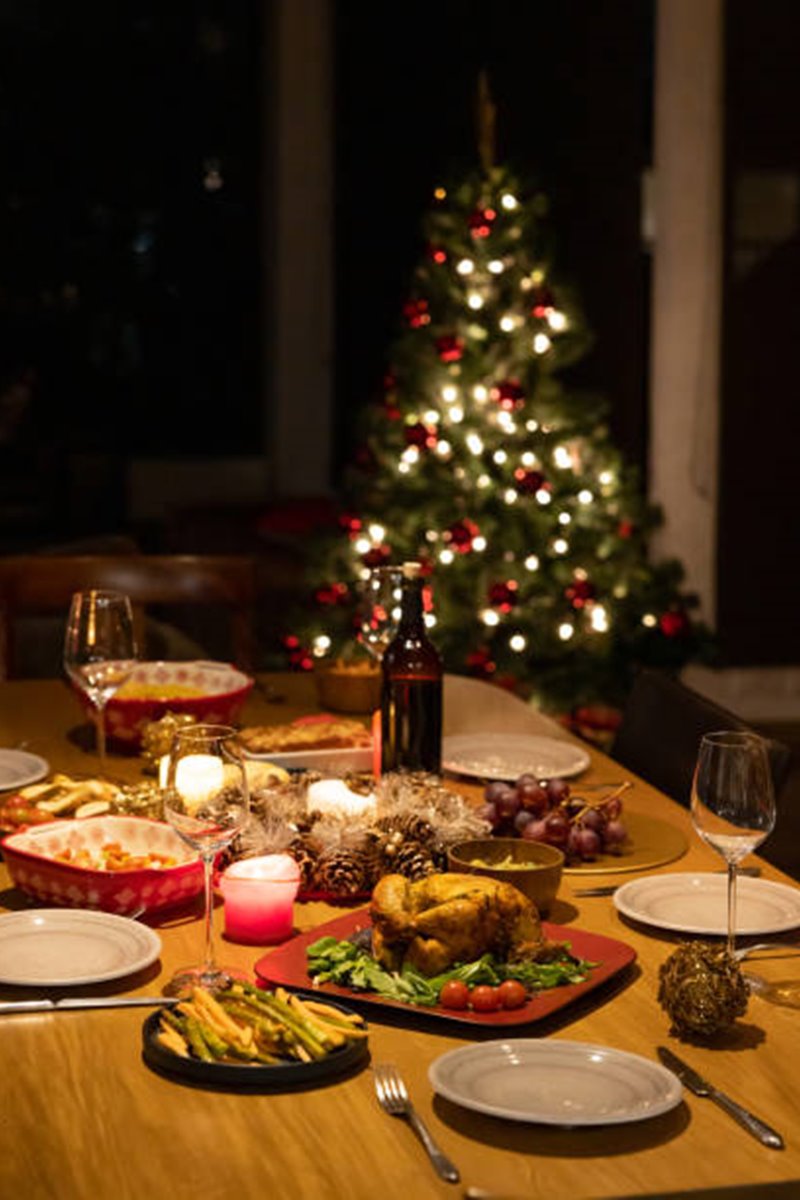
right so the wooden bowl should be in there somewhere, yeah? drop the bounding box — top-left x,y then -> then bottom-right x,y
314,659 -> 381,714
447,837 -> 564,916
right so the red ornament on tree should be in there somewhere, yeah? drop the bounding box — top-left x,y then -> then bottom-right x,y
404,422 -> 436,449
403,298 -> 431,328
490,379 -> 526,411
445,518 -> 480,553
283,635 -> 313,672
564,578 -> 596,610
488,580 -> 519,612
314,582 -> 349,607
530,285 -> 556,319
618,518 -> 635,539
467,646 -> 497,678
659,609 -> 691,638
362,545 -> 392,569
436,334 -> 464,363
468,207 -> 497,238
427,244 -> 447,265
339,513 -> 362,536
513,467 -> 547,495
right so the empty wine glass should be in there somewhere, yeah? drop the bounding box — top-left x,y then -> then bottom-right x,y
161,723 -> 250,996
63,589 -> 137,774
691,730 -> 776,956
358,565 -> 404,662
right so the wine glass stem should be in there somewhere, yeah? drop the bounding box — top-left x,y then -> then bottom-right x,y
95,703 -> 107,773
726,860 -> 738,956
201,852 -> 216,971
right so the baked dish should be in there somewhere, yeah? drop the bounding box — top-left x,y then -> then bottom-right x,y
239,717 -> 372,755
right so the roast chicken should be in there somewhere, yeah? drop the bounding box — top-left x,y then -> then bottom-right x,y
370,872 -> 555,975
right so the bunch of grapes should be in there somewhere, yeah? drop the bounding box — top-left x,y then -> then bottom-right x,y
477,776 -> 628,862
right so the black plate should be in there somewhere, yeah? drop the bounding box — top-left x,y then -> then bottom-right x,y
142,997 -> 369,1089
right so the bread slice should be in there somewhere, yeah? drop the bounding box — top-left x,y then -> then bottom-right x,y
239,717 -> 372,754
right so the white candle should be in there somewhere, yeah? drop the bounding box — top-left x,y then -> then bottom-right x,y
173,754 -> 224,812
307,778 -> 376,820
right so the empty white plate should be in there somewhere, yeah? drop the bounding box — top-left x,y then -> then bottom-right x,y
0,749 -> 49,791
614,872 -> 800,936
442,733 -> 590,781
0,909 -> 161,986
429,1038 -> 682,1125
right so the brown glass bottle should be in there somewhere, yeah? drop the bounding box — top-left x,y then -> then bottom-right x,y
380,562 -> 443,774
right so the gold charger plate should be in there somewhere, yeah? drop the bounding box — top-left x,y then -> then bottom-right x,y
563,812 -> 688,875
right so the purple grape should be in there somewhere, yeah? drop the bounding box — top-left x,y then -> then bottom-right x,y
477,801 -> 499,830
514,808 -> 535,835
603,819 -> 628,846
517,779 -> 549,815
602,795 -> 623,820
546,778 -> 571,805
581,807 -> 607,833
485,780 -> 511,804
515,773 -> 539,790
542,811 -> 570,848
568,824 -> 602,859
521,817 -> 549,842
495,786 -> 522,821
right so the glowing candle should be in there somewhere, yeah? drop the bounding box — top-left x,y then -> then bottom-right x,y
307,778 -> 376,820
220,855 -> 301,944
173,754 -> 224,812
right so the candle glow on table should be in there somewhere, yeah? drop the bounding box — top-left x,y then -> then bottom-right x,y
307,778 -> 376,820
220,855 -> 301,944
171,754 -> 225,812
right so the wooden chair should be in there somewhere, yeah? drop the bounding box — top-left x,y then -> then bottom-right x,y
610,667 -> 793,806
0,554 -> 259,679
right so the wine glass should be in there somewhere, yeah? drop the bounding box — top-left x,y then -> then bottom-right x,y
161,723 -> 250,996
358,565 -> 405,662
63,589 -> 137,774
691,730 -> 776,956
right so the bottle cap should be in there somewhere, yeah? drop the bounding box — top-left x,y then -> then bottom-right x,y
401,561 -> 422,580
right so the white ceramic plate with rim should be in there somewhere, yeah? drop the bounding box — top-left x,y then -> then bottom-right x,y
0,749 -> 49,791
613,872 -> 800,936
244,746 -> 374,773
442,733 -> 590,782
429,1038 -> 682,1126
0,909 -> 162,986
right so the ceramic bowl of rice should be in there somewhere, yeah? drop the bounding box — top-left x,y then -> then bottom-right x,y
101,661 -> 254,751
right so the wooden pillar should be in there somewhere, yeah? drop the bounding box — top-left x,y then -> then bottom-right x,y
649,0 -> 724,624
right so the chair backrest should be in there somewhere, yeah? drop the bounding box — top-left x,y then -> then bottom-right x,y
610,667 -> 792,805
0,554 -> 258,678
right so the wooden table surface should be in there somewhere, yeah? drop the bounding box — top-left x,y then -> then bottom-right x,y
1,675 -> 799,1200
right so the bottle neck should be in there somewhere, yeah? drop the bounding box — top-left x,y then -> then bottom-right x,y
399,578 -> 425,631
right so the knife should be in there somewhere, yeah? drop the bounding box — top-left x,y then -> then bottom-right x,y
0,995 -> 179,1015
657,1046 -> 784,1149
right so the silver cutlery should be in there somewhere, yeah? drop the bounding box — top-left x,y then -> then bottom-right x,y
0,995 -> 179,1015
657,1046 -> 784,1149
374,1062 -> 460,1183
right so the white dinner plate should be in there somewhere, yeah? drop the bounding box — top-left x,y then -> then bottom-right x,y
0,749 -> 49,791
429,1038 -> 682,1126
614,872 -> 800,936
442,733 -> 590,781
0,909 -> 162,986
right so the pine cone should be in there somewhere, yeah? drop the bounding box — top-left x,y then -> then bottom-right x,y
313,848 -> 368,897
390,840 -> 436,881
287,834 -> 319,890
359,832 -> 385,890
374,813 -> 436,843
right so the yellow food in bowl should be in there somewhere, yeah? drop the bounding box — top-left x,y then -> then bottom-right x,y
114,683 -> 207,701
466,854 -> 545,870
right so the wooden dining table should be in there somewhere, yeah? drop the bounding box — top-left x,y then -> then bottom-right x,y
1,673 -> 799,1200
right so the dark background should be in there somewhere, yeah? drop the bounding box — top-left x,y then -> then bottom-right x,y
0,1 -> 797,667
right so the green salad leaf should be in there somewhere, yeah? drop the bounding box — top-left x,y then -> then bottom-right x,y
305,935 -> 595,1008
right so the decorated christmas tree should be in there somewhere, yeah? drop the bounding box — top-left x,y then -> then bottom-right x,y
289,88 -> 708,712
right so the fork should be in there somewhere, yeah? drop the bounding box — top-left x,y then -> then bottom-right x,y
373,1062 -> 460,1183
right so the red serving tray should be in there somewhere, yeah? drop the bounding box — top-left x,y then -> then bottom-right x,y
255,908 -> 636,1028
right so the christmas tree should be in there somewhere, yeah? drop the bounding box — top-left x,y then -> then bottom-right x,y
289,95 -> 708,712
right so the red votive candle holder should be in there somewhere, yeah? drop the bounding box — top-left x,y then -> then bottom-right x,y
220,854 -> 301,944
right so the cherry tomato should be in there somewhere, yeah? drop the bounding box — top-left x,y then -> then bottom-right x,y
497,979 -> 527,1010
470,985 -> 501,1013
439,979 -> 470,1010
